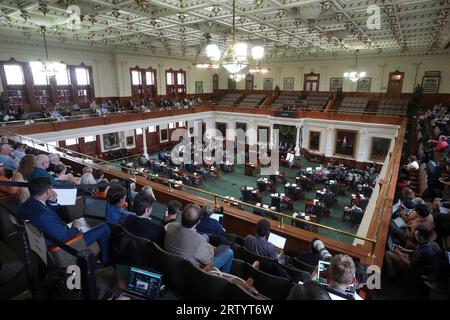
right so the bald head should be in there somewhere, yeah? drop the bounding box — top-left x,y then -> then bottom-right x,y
35,154 -> 50,169
181,204 -> 202,228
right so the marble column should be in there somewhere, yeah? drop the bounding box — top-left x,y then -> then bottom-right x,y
294,125 -> 301,156
356,129 -> 369,162
142,127 -> 149,159
325,127 -> 335,157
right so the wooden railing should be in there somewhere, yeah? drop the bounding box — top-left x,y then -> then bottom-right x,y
2,115 -> 407,267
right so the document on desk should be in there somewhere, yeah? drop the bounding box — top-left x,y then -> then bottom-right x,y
54,188 -> 77,205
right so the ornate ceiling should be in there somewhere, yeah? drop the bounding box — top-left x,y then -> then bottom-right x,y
0,0 -> 449,61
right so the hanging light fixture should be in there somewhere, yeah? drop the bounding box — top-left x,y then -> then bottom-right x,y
343,50 -> 366,82
37,26 -> 66,77
200,0 -> 265,82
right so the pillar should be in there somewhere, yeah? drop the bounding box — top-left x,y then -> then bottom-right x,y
325,127 -> 335,157
142,127 -> 149,159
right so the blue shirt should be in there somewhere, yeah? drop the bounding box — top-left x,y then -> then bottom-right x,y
106,204 -> 135,224
196,217 -> 225,237
410,242 -> 435,269
13,150 -> 25,160
28,167 -> 59,186
0,155 -> 18,171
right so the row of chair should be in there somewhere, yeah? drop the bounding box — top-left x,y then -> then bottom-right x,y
238,94 -> 266,107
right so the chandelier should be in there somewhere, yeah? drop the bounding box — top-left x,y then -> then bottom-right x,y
201,0 -> 266,82
39,26 -> 66,77
343,50 -> 366,82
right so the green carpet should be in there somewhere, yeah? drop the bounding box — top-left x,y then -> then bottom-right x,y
112,153 -> 358,244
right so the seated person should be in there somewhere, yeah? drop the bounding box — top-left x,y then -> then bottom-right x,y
18,177 -> 110,265
163,200 -> 182,226
121,193 -> 165,247
406,156 -> 419,171
106,184 -> 135,224
244,218 -> 278,262
95,266 -> 129,300
196,205 -> 230,246
323,254 -> 362,300
0,162 -> 19,197
400,187 -> 415,210
287,281 -> 331,300
428,135 -> 448,153
384,225 -> 436,279
53,164 -> 80,185
29,154 -> 59,185
0,144 -> 18,171
164,204 -> 233,273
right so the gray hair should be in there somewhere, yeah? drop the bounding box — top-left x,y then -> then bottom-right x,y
35,154 -> 49,168
48,153 -> 60,163
201,205 -> 215,218
80,172 -> 97,185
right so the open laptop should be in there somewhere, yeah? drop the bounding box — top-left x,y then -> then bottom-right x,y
123,266 -> 163,300
68,196 -> 108,233
268,233 -> 286,251
210,213 -> 223,225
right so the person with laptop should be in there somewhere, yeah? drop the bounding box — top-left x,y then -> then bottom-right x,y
243,218 -> 278,261
106,184 -> 135,224
319,254 -> 362,300
18,177 -> 111,265
164,204 -> 234,273
121,193 -> 165,247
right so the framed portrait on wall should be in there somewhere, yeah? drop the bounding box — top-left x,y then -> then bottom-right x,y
309,131 -> 321,151
283,77 -> 294,91
263,78 -> 273,90
102,133 -> 120,151
160,128 -> 169,142
195,81 -> 203,94
370,137 -> 391,162
334,130 -> 357,157
126,136 -> 135,147
357,78 -> 371,92
329,78 -> 343,91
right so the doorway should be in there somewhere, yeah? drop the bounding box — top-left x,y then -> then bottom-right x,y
304,72 -> 320,92
387,71 -> 404,98
245,74 -> 254,91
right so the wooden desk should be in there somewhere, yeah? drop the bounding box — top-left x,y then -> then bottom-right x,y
244,164 -> 260,176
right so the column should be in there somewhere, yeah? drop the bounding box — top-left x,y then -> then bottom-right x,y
356,130 -> 369,162
294,125 -> 301,156
142,127 -> 149,159
226,120 -> 236,142
325,127 -> 335,157
269,122 -> 274,149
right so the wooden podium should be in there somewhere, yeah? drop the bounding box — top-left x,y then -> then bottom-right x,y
244,164 -> 260,176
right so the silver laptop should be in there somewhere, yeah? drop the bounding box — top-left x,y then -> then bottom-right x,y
68,197 -> 108,232
268,233 -> 287,251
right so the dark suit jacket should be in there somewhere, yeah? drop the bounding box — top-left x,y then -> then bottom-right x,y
121,215 -> 165,247
18,198 -> 79,247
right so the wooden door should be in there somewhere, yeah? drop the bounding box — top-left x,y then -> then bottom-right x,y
228,78 -> 236,90
387,71 -> 404,98
213,74 -> 219,92
245,74 -> 254,91
304,72 -> 320,92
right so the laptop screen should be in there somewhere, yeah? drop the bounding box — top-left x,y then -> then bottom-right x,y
268,233 -> 286,250
210,213 -> 223,222
126,267 -> 163,300
83,197 -> 108,219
